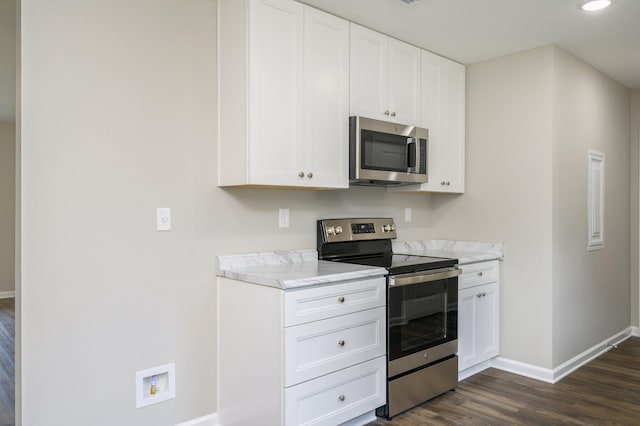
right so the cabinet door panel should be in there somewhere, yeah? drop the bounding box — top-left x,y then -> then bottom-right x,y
349,23 -> 388,121
249,0 -> 304,185
458,287 -> 478,371
284,307 -> 386,387
477,282 -> 499,360
439,59 -> 465,192
388,38 -> 421,126
303,7 -> 349,188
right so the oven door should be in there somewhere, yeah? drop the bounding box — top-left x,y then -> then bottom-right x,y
387,267 -> 459,377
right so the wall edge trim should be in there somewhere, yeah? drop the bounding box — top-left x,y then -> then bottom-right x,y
491,327 -> 633,384
175,413 -> 218,426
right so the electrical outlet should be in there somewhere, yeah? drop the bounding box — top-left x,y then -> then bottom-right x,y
279,208 -> 290,228
405,207 -> 412,222
157,208 -> 171,231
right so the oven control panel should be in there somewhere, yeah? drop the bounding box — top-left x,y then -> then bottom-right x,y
318,218 -> 397,243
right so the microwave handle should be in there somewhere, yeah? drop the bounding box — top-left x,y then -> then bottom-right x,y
407,138 -> 417,171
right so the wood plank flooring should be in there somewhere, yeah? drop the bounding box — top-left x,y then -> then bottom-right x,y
0,298 -> 14,426
368,337 -> 640,426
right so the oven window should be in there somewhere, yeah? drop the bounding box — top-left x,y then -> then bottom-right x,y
388,277 -> 457,361
361,129 -> 411,172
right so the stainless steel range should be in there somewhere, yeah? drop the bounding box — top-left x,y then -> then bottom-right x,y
317,217 -> 459,419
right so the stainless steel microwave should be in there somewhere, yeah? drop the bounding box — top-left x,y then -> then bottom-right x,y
349,116 -> 428,186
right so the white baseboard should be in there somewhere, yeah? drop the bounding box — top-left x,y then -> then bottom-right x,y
175,413 -> 218,426
177,411 -> 376,426
459,359 -> 492,382
491,327 -> 634,384
491,356 -> 554,383
632,326 -> 640,337
0,291 -> 15,299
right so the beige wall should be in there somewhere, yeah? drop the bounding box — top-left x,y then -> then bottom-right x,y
0,4 -> 16,123
20,0 -> 434,423
632,90 -> 640,327
0,122 -> 15,293
551,48 -> 630,365
430,46 -> 556,368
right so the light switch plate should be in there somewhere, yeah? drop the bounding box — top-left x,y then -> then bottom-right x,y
405,207 -> 412,222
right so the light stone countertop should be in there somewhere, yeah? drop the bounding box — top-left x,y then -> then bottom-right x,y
217,249 -> 387,289
217,240 -> 503,289
392,240 -> 504,265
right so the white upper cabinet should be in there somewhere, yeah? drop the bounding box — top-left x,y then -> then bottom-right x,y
218,0 -> 349,188
303,7 -> 350,188
248,0 -> 304,187
350,24 -> 421,126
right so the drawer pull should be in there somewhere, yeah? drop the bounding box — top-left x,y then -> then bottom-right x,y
338,395 -> 345,402
338,340 -> 345,347
476,292 -> 487,298
338,296 -> 345,303
478,271 -> 483,276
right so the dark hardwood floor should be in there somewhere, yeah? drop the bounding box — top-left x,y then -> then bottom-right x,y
0,298 -> 14,426
369,337 -> 640,426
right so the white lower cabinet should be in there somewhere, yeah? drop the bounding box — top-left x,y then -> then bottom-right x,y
218,276 -> 387,426
284,356 -> 386,426
457,261 -> 500,373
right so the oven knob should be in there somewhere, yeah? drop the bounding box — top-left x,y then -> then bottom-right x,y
335,226 -> 343,235
390,224 -> 396,231
326,226 -> 336,236
383,224 -> 391,232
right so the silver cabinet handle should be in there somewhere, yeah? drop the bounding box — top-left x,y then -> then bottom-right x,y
338,340 -> 345,346
391,112 -> 396,117
338,296 -> 345,303
477,293 -> 482,298
384,110 -> 390,116
338,395 -> 345,402
307,172 -> 313,178
446,181 -> 451,186
441,181 -> 446,185
478,271 -> 483,277
298,171 -> 304,178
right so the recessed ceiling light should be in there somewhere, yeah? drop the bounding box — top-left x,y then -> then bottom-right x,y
579,0 -> 616,12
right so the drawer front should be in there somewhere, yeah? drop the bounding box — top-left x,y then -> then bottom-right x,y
459,260 -> 498,290
284,307 -> 386,387
283,277 -> 385,326
284,356 -> 386,426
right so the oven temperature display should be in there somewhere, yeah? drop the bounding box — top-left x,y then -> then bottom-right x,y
351,223 -> 376,234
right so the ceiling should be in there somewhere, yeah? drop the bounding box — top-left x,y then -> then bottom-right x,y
299,0 -> 640,90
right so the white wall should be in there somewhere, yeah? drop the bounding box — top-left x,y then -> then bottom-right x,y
431,45 -> 632,370
20,1 -> 434,424
551,47 -> 630,366
430,46 -> 556,368
0,122 -> 15,294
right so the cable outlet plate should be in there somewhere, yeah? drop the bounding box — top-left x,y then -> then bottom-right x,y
136,363 -> 175,408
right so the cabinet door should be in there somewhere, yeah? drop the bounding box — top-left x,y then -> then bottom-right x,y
476,282 -> 499,361
249,0 -> 304,185
303,7 -> 349,188
457,286 -> 479,371
458,282 -> 499,372
388,38 -> 421,126
392,50 -> 465,193
438,58 -> 465,192
349,23 -> 388,121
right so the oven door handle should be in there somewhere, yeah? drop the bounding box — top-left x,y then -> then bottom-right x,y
389,267 -> 460,287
